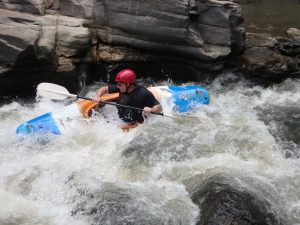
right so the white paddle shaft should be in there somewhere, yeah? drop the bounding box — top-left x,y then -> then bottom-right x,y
42,88 -> 77,98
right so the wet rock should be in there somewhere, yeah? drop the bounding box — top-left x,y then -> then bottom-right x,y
60,0 -> 93,19
56,16 -> 91,57
92,0 -> 245,61
0,0 -> 46,15
0,8 -> 92,97
0,0 -> 246,98
235,31 -> 300,80
246,33 -> 278,48
0,0 -> 298,89
0,8 -> 92,64
277,41 -> 300,58
286,28 -> 300,42
276,28 -> 300,58
239,47 -> 300,79
189,173 -> 282,225
44,0 -> 59,11
0,9 -> 41,66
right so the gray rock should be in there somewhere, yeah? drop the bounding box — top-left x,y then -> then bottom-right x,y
0,0 -> 245,68
60,0 -> 93,19
230,26 -> 246,53
199,24 -> 231,45
246,33 -> 278,48
92,0 -> 245,61
0,9 -> 41,66
0,0 -> 256,94
0,0 -> 45,15
239,47 -> 300,79
0,8 -> 92,64
278,42 -> 300,58
277,28 -> 300,58
37,26 -> 57,60
189,173 -> 282,225
286,27 -> 300,42
197,1 -> 242,28
56,16 -> 92,57
36,14 -> 58,60
45,0 -> 59,9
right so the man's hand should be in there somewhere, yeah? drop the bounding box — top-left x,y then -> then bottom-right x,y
93,86 -> 109,102
93,95 -> 101,102
143,104 -> 163,117
92,96 -> 106,108
143,107 -> 152,117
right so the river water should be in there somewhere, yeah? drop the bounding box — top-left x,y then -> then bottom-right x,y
0,72 -> 299,225
240,0 -> 300,35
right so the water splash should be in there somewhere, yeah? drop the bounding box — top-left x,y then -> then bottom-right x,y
0,74 -> 299,224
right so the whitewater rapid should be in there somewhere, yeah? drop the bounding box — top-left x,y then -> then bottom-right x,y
0,73 -> 299,225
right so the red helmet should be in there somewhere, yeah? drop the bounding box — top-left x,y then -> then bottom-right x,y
115,69 -> 136,84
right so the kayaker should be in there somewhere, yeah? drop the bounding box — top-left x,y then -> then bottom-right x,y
93,69 -> 163,124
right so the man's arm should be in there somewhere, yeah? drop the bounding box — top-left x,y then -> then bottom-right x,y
143,104 -> 163,114
93,86 -> 109,102
143,87 -> 163,114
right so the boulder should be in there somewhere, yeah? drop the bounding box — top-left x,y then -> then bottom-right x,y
246,33 -> 278,48
60,0 -> 93,18
286,27 -> 300,42
239,47 -> 300,79
0,0 -> 247,96
56,16 -> 92,57
231,31 -> 300,80
92,0 -> 245,61
0,0 -> 245,69
0,9 -> 41,66
45,0 -> 59,10
0,0 -> 45,15
0,8 -> 89,97
0,8 -> 92,66
277,28 -> 300,58
189,173 -> 282,225
278,40 -> 300,58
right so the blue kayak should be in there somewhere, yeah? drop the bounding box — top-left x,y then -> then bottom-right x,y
16,85 -> 209,136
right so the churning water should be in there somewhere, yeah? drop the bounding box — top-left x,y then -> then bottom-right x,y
0,73 -> 299,225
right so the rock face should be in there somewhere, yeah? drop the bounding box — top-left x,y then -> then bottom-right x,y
92,0 -> 245,61
0,0 -> 245,62
1,0 -> 299,96
0,0 -> 245,97
235,32 -> 300,80
0,0 -> 46,14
